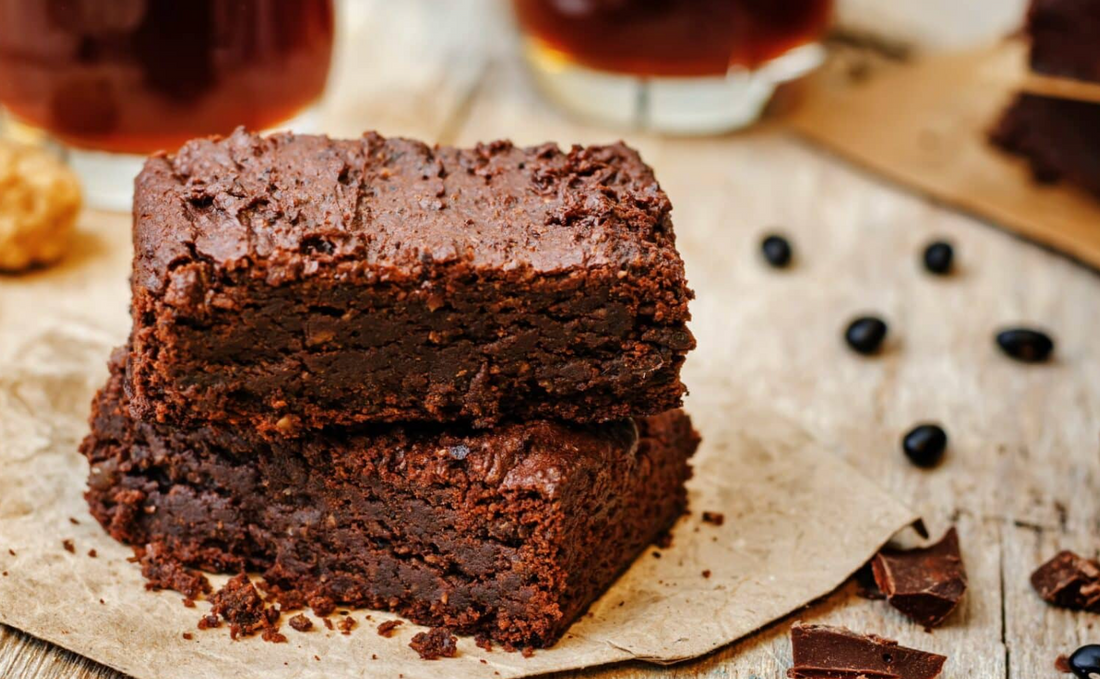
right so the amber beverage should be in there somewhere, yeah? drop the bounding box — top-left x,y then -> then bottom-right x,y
512,0 -> 833,134
0,0 -> 334,154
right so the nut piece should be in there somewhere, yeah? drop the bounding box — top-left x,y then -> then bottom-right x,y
0,141 -> 82,272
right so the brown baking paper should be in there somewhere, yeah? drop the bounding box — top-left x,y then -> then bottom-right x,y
0,211 -> 917,679
787,39 -> 1100,270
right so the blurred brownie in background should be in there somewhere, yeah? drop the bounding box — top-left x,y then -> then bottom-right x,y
1028,0 -> 1100,82
991,94 -> 1100,196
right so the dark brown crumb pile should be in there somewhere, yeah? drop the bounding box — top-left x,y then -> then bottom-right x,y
309,594 -> 336,617
655,532 -> 674,549
377,620 -> 403,637
288,614 -> 313,632
62,539 -> 75,553
701,511 -> 725,526
475,635 -> 493,652
138,544 -> 211,600
338,615 -> 356,635
209,573 -> 282,641
409,627 -> 458,660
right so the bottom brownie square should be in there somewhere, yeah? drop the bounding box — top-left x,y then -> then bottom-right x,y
991,93 -> 1100,197
81,350 -> 699,647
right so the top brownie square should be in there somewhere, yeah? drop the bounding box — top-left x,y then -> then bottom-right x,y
1028,0 -> 1100,83
128,128 -> 694,435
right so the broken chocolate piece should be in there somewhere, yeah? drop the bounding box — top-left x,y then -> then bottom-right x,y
788,623 -> 946,679
871,527 -> 967,628
1031,551 -> 1100,612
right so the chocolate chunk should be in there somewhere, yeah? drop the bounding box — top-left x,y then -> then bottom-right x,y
871,527 -> 967,628
410,627 -> 458,660
1031,551 -> 1100,612
788,623 -> 946,679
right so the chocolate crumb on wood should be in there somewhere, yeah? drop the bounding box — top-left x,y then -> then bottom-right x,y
377,620 -> 403,637
1031,550 -> 1100,612
338,615 -> 356,635
788,622 -> 946,679
410,627 -> 458,660
871,527 -> 967,628
62,539 -> 74,553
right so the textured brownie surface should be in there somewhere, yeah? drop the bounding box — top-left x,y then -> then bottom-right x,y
1028,0 -> 1100,83
129,128 -> 694,434
991,94 -> 1100,196
84,350 -> 699,647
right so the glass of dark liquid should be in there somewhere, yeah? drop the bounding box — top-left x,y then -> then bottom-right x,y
0,0 -> 335,209
512,0 -> 833,134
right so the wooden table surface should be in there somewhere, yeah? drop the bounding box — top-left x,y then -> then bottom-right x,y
2,2 -> 1098,677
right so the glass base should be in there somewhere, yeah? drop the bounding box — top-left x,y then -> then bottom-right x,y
1,108 -> 321,212
522,42 -> 825,135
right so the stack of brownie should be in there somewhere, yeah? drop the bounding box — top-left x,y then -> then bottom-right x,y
991,0 -> 1100,196
81,129 -> 699,647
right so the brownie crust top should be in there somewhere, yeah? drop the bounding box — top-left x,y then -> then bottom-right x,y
133,128 -> 684,294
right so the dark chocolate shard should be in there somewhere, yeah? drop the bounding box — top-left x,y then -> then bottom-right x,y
1031,550 -> 1100,612
871,527 -> 967,628
788,623 -> 946,679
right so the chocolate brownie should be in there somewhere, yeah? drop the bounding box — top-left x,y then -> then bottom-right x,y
83,350 -> 699,647
128,128 -> 694,435
991,94 -> 1100,196
1028,0 -> 1100,83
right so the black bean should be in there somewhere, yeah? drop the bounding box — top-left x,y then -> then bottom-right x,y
1068,644 -> 1100,679
761,234 -> 792,268
845,316 -> 888,355
922,240 -> 954,275
902,424 -> 948,468
996,327 -> 1054,363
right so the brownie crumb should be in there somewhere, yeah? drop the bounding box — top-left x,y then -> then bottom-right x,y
87,549 -> 97,558
262,627 -> 288,644
62,539 -> 75,553
69,517 -> 80,525
521,646 -> 535,658
410,627 -> 458,660
289,614 -> 313,632
98,598 -> 105,605
652,551 -> 662,559
7,549 -> 14,556
338,615 -> 356,635
2,572 -> 7,577
701,511 -> 725,526
182,632 -> 193,640
209,574 -> 273,639
655,531 -> 673,549
323,618 -> 334,631
377,620 -> 403,637
309,594 -> 336,617
702,569 -> 712,578
475,635 -> 493,651
138,544 -> 211,600
197,613 -> 221,630
182,597 -> 196,608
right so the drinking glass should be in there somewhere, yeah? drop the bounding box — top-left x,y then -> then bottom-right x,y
0,0 -> 335,209
512,0 -> 833,134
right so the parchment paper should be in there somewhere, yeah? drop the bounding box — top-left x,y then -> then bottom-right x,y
0,211 -> 917,679
787,39 -> 1100,270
